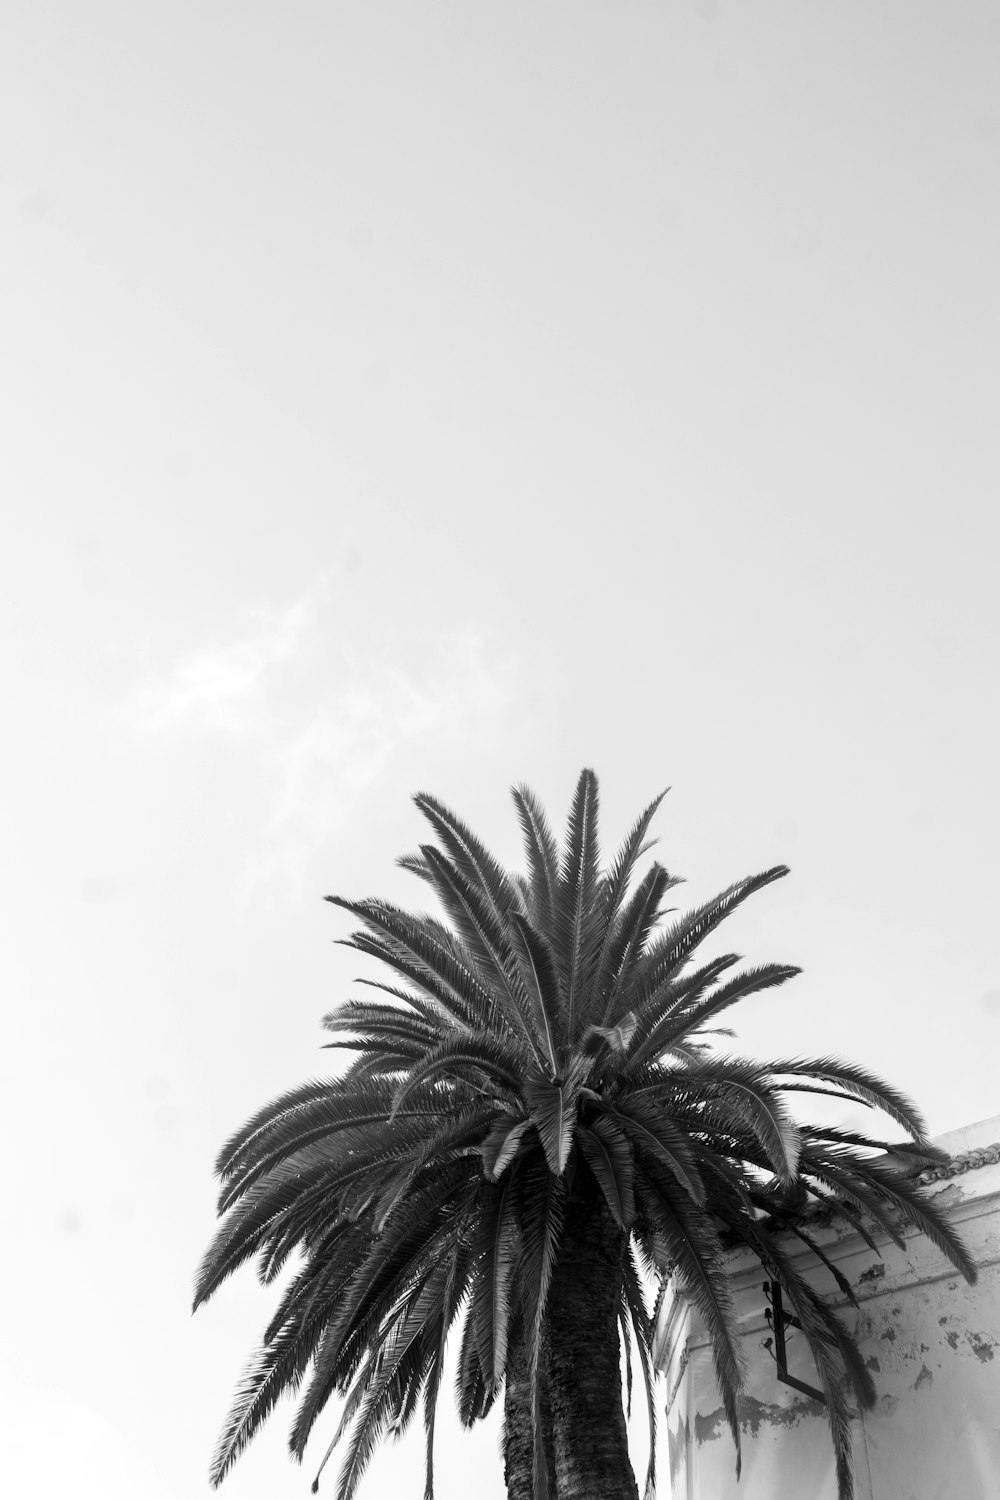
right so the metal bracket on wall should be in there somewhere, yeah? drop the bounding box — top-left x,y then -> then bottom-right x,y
761,1281 -> 826,1405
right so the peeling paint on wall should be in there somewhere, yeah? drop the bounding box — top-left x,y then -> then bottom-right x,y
668,1415 -> 690,1486
694,1407 -> 725,1444
694,1394 -> 826,1444
968,1331 -> 995,1363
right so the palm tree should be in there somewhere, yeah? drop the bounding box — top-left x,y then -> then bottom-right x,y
195,771 -> 974,1500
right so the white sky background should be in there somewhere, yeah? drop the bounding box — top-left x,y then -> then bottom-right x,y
2,2 -> 999,1496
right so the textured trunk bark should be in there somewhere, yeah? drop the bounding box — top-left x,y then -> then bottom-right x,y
503,1349 -> 535,1500
542,1170 -> 640,1500
503,1325 -> 556,1500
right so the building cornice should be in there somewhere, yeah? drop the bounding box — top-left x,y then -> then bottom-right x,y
913,1141 -> 1000,1184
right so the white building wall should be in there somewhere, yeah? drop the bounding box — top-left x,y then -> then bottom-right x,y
658,1117 -> 1000,1500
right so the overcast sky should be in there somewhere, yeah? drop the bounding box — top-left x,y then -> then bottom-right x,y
3,3 -> 999,1498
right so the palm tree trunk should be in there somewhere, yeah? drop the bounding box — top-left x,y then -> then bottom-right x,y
542,1170 -> 640,1500
503,1324 -> 556,1500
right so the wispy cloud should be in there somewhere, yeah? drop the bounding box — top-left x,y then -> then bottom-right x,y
241,629 -> 515,900
127,591 -> 314,735
122,579 -> 517,898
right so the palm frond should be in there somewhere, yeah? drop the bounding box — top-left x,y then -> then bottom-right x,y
768,1058 -> 929,1140
800,1124 -> 947,1164
631,868 -> 790,1023
600,787 -> 671,929
511,783 -> 560,934
395,851 -> 433,883
553,768 -> 602,1043
389,1034 -> 523,1120
327,1336 -> 431,1500
594,864 -> 678,1028
480,1114 -> 531,1181
707,1074 -> 802,1186
785,1224 -> 858,1306
348,976 -> 466,1032
523,1075 -> 577,1176
288,1165 -> 476,1458
469,1170 -> 522,1387
664,963 -> 802,1041
620,953 -> 742,1049
798,1148 -> 908,1252
197,1154 -> 364,1309
578,1116 -> 636,1228
337,933 -> 483,1034
216,1085 -> 453,1215
517,1157 -> 566,1373
210,1291 -> 330,1485
609,1100 -> 707,1206
214,1077 -> 340,1181
417,846 -> 549,1071
326,900 -> 494,1033
811,1146 -> 977,1282
372,1104 -> 500,1231
641,1174 -> 745,1466
413,791 -> 520,928
322,999 -> 446,1049
508,911 -> 564,1075
332,1259 -> 452,1457
456,1308 -> 491,1428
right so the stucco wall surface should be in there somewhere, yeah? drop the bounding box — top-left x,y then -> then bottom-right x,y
659,1117 -> 1000,1500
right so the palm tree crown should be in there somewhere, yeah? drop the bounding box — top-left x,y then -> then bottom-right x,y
195,771 -> 973,1500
